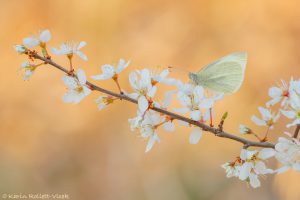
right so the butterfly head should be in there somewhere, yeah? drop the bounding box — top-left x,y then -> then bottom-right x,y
188,72 -> 198,84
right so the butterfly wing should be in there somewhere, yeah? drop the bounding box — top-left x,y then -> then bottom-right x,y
190,52 -> 247,94
198,52 -> 247,73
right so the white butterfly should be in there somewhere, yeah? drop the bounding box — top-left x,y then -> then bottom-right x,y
188,52 -> 247,94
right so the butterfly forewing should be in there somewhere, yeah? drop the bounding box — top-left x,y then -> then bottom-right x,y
194,61 -> 244,94
190,52 -> 247,94
197,52 -> 247,73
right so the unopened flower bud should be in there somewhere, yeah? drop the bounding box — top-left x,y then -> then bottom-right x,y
239,124 -> 252,134
15,45 -> 27,54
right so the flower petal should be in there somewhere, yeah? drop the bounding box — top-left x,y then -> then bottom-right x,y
116,59 -> 130,74
129,71 -> 139,90
173,107 -> 190,113
249,173 -> 261,188
138,96 -> 149,113
51,47 -> 62,55
268,87 -> 282,98
145,133 -> 160,153
239,149 -> 248,160
199,98 -> 213,109
76,51 -> 88,61
258,148 -> 275,160
39,29 -> 51,42
77,41 -> 87,49
178,120 -> 189,127
23,36 -> 39,48
177,91 -> 191,107
281,109 -> 296,119
189,128 -> 202,144
163,121 -> 175,132
147,86 -> 157,98
62,75 -> 77,89
77,69 -> 87,85
163,90 -> 175,108
190,110 -> 201,121
251,115 -> 266,126
276,166 -> 289,174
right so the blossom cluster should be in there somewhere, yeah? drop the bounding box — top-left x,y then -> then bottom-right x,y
15,29 -> 300,188
228,78 -> 300,187
222,148 -> 275,188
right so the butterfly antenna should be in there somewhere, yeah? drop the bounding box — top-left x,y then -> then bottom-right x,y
167,65 -> 190,74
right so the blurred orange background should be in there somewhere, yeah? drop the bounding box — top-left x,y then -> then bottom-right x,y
1,0 -> 300,199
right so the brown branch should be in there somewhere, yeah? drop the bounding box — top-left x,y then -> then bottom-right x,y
293,124 -> 300,138
32,53 -> 275,149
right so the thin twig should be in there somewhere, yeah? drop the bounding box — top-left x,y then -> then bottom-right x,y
32,53 -> 275,149
293,124 -> 300,138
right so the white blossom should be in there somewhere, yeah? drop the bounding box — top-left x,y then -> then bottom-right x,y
52,41 -> 88,61
129,69 -> 157,113
266,80 -> 291,107
222,148 -> 275,188
151,69 -> 170,85
128,115 -> 143,131
222,162 -> 241,178
275,136 -> 300,173
62,69 -> 91,103
175,84 -> 213,121
281,92 -> 300,128
238,148 -> 275,188
20,61 -> 36,80
132,111 -> 161,152
251,106 -> 280,128
91,59 -> 130,80
95,95 -> 115,110
128,111 -> 174,152
23,29 -> 51,48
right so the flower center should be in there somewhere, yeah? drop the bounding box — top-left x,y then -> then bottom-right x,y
266,119 -> 274,126
282,90 -> 289,97
139,89 -> 147,96
151,79 -> 158,86
39,42 -> 46,48
103,96 -> 114,105
75,86 -> 84,93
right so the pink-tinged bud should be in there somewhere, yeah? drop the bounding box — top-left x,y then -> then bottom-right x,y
239,124 -> 252,134
14,45 -> 26,54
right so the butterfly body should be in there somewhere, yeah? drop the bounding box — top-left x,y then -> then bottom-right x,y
189,52 -> 247,94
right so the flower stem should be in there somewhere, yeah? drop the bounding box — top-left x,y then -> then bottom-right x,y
261,126 -> 270,142
112,76 -> 123,94
252,132 -> 263,142
67,55 -> 74,74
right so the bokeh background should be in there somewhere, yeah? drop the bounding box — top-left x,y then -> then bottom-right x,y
1,0 -> 300,199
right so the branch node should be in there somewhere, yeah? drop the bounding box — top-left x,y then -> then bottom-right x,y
218,111 -> 228,132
